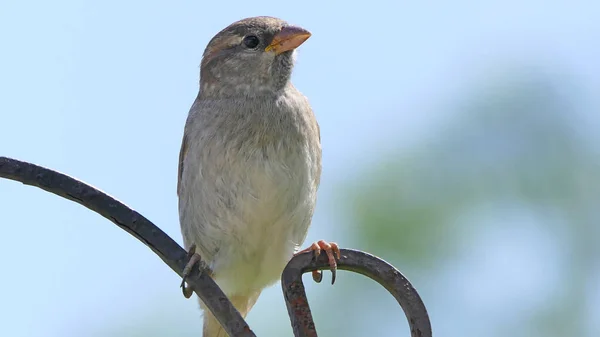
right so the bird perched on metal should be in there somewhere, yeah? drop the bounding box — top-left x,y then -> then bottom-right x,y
177,16 -> 340,336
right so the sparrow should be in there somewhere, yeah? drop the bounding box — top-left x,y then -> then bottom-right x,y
176,16 -> 340,336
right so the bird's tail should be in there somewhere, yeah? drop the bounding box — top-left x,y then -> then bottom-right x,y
201,292 -> 260,337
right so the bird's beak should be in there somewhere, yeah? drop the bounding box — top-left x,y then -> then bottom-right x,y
265,26 -> 311,55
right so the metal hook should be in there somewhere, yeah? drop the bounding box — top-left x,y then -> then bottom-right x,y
282,249 -> 432,337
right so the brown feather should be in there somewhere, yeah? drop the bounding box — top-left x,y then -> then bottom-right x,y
177,132 -> 188,196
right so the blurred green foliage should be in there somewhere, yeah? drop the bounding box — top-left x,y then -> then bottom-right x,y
349,68 -> 593,261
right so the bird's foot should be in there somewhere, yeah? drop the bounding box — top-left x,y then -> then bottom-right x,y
295,240 -> 341,284
180,244 -> 203,299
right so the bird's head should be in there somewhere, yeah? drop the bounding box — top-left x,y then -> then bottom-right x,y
198,16 -> 311,98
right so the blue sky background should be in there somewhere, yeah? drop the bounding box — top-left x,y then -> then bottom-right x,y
1,1 -> 599,336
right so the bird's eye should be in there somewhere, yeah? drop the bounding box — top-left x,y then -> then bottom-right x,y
242,35 -> 260,49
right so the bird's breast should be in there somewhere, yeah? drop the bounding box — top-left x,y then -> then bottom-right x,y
178,91 -> 321,294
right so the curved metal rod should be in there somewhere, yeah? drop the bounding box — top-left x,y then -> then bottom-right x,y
0,156 -> 256,337
282,249 -> 432,337
1,156 -> 433,337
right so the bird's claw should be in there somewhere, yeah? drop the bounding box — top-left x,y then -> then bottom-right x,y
180,244 -> 203,299
295,240 -> 341,285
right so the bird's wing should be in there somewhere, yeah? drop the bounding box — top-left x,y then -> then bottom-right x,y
177,132 -> 189,196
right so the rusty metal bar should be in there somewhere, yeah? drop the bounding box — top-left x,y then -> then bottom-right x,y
0,156 -> 255,337
282,249 -> 432,337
